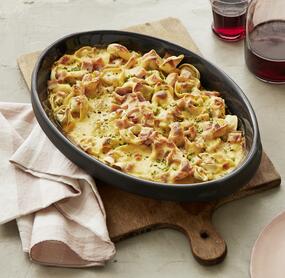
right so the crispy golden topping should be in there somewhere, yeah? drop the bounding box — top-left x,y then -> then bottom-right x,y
48,44 -> 245,183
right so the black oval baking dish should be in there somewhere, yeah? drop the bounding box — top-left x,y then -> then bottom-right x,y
31,30 -> 262,202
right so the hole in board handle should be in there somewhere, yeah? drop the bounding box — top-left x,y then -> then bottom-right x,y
200,231 -> 209,239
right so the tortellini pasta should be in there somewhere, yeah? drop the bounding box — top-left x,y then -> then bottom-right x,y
48,44 -> 245,183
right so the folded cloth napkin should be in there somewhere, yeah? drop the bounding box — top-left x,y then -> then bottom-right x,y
0,102 -> 115,267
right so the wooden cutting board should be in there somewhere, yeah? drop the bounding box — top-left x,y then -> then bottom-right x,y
17,17 -> 281,266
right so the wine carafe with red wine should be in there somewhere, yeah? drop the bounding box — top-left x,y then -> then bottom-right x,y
245,0 -> 285,84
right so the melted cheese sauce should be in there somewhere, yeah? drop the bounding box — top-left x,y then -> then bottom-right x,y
48,44 -> 245,183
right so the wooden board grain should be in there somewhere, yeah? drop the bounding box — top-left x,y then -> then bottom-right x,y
17,17 -> 281,265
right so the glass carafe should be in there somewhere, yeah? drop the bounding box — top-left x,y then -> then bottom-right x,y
245,0 -> 285,84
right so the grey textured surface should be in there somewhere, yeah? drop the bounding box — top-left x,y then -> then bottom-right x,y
0,0 -> 284,277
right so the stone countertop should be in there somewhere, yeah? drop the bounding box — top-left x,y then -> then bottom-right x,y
0,0 -> 284,277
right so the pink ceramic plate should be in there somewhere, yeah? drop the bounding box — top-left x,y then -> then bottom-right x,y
251,211 -> 285,278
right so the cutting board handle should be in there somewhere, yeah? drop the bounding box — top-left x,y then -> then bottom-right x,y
176,211 -> 227,265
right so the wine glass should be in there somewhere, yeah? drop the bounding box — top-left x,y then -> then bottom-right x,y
210,0 -> 249,41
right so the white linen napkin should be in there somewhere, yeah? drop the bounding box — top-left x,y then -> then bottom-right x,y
0,102 -> 115,267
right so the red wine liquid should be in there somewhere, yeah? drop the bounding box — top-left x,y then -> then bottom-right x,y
211,1 -> 247,41
245,20 -> 285,83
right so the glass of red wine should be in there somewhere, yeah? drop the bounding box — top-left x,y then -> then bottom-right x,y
245,0 -> 285,84
210,0 -> 249,42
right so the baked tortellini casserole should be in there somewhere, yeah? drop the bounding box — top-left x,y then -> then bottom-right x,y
48,44 -> 245,183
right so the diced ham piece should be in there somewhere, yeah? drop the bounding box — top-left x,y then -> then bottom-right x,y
115,118 -> 132,129
110,103 -> 121,112
113,92 -> 127,104
168,122 -> 185,147
81,60 -> 93,72
173,160 -> 193,181
203,91 -> 220,97
115,86 -> 132,96
227,131 -> 243,143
